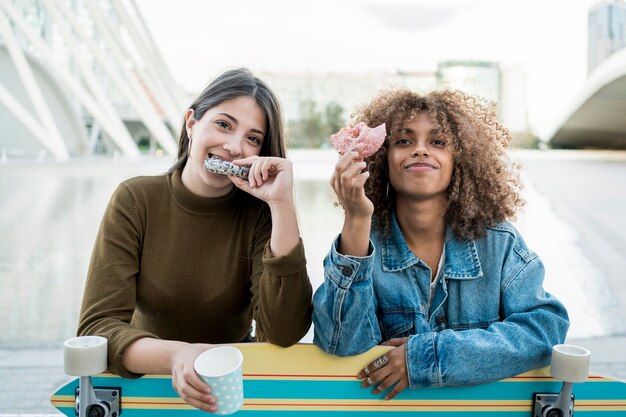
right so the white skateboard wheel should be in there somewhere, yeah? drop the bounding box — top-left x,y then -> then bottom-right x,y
63,336 -> 108,376
550,344 -> 591,383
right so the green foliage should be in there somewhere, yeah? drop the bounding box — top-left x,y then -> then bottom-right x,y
288,100 -> 346,148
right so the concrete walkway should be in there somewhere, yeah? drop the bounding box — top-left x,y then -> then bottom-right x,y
1,336 -> 624,415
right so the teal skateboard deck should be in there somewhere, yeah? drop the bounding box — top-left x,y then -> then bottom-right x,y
51,343 -> 626,415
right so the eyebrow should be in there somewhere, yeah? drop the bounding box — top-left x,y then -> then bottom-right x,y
397,127 -> 443,135
217,113 -> 265,136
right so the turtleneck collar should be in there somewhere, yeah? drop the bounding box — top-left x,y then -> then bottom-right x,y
168,169 -> 240,215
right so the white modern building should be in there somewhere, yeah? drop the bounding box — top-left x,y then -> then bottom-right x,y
260,61 -> 530,144
259,70 -> 437,125
0,0 -> 183,160
548,47 -> 626,149
437,60 -> 501,110
588,0 -> 626,75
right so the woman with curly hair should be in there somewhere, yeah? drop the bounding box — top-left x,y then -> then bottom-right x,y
312,89 -> 569,400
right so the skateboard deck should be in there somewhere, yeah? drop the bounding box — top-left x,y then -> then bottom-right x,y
51,342 -> 626,416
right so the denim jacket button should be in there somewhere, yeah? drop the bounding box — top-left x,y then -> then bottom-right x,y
436,314 -> 446,324
341,266 -> 353,276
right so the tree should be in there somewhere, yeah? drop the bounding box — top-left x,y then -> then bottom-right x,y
288,100 -> 346,148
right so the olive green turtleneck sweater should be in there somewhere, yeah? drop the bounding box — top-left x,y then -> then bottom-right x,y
78,169 -> 312,377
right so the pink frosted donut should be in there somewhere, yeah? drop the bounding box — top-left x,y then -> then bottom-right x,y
330,122 -> 386,158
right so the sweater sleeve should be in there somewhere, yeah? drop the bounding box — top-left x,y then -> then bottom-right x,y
250,213 -> 312,345
77,182 -> 157,378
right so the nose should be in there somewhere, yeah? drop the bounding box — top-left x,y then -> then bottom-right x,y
223,136 -> 243,157
412,141 -> 429,157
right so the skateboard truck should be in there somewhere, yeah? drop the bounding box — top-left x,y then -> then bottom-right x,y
533,344 -> 591,417
64,336 -> 120,417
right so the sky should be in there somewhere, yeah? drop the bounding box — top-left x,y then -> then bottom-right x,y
135,0 -> 601,138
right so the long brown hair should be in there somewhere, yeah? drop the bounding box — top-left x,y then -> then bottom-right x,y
168,68 -> 285,173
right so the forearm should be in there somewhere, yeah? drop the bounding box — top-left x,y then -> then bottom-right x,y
122,338 -> 211,375
339,215 -> 371,256
255,239 -> 312,346
406,302 -> 569,388
312,240 -> 380,355
267,199 -> 300,257
313,280 -> 380,356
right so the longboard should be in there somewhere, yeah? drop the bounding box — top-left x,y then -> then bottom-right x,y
51,343 -> 626,416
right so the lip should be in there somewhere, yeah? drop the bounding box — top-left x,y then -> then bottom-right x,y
207,153 -> 233,163
404,162 -> 437,171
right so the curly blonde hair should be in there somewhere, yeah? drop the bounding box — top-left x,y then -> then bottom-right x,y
355,89 -> 524,241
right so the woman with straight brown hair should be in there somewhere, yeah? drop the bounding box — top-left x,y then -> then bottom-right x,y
78,68 -> 312,412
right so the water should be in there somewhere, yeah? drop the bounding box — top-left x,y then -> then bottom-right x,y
1,150 -> 625,351
0,153 -> 342,350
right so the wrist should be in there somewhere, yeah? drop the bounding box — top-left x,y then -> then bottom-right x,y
267,196 -> 295,213
344,213 -> 372,229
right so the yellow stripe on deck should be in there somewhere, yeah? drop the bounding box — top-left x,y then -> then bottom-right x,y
575,400 -> 626,411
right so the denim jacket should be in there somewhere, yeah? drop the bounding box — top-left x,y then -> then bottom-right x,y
312,214 -> 569,388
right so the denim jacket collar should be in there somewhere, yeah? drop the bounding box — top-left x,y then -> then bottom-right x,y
380,212 -> 483,280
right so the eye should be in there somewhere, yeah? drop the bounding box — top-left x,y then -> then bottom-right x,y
216,120 -> 231,130
248,136 -> 263,146
431,138 -> 446,147
392,137 -> 411,146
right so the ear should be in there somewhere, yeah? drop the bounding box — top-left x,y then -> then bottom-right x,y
185,109 -> 196,137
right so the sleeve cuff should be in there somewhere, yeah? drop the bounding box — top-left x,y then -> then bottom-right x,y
325,235 -> 374,288
406,333 -> 441,388
262,237 -> 307,277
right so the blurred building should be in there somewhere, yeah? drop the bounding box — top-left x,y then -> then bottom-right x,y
548,47 -> 626,149
436,60 -> 532,145
262,65 -> 516,125
588,0 -> 626,74
500,63 -> 530,138
261,61 -> 533,147
436,61 -> 501,111
0,0 -> 182,160
259,71 -> 436,124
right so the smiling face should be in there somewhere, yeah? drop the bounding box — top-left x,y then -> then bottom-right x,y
387,112 -> 454,203
182,96 -> 267,197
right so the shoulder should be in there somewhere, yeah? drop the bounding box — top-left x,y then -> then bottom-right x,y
109,174 -> 169,208
120,174 -> 168,192
117,174 -> 168,196
481,221 -> 537,265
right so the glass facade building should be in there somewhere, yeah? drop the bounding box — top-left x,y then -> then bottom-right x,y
588,0 -> 626,74
436,61 -> 502,116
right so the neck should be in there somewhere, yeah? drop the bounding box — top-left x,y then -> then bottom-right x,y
395,194 -> 447,248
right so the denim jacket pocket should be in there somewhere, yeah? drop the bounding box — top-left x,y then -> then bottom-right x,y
379,308 -> 416,339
